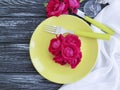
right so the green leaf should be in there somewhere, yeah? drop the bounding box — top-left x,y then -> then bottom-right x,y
44,3 -> 48,7
80,0 -> 84,2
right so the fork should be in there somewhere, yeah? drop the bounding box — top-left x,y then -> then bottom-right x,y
45,25 -> 110,40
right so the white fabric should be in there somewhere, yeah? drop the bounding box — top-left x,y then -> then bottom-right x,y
59,0 -> 120,90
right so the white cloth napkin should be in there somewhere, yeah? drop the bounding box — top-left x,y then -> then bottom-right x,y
59,0 -> 120,90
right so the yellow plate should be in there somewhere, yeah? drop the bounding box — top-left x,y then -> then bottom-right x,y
29,15 -> 98,84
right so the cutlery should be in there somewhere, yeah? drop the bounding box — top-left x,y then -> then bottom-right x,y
76,9 -> 115,35
45,25 -> 110,40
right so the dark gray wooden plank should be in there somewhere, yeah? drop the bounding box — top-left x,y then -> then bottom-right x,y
0,73 -> 61,90
0,18 -> 45,43
0,43 -> 36,72
0,18 -> 44,72
0,0 -> 48,6
0,0 -> 48,17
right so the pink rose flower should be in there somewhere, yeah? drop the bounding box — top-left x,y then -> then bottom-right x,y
48,34 -> 82,69
64,34 -> 81,48
61,43 -> 82,68
67,52 -> 82,68
46,0 -> 68,17
46,0 -> 80,17
66,0 -> 80,13
61,43 -> 79,60
49,34 -> 64,55
49,38 -> 61,55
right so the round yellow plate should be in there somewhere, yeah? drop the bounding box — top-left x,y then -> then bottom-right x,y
29,15 -> 98,84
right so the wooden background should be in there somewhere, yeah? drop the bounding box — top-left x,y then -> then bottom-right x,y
0,0 -> 90,90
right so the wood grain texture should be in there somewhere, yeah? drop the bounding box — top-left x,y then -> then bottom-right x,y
0,73 -> 61,90
0,0 -> 48,17
0,18 -> 45,43
0,43 -> 62,89
0,43 -> 36,72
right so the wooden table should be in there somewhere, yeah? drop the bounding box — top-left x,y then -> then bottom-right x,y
0,0 -> 98,90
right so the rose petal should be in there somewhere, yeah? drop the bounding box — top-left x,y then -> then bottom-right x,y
53,54 -> 67,65
61,43 -> 79,60
49,38 -> 61,55
68,51 -> 82,68
65,34 -> 81,48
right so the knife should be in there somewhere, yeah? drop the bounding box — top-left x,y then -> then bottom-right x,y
76,9 -> 115,35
